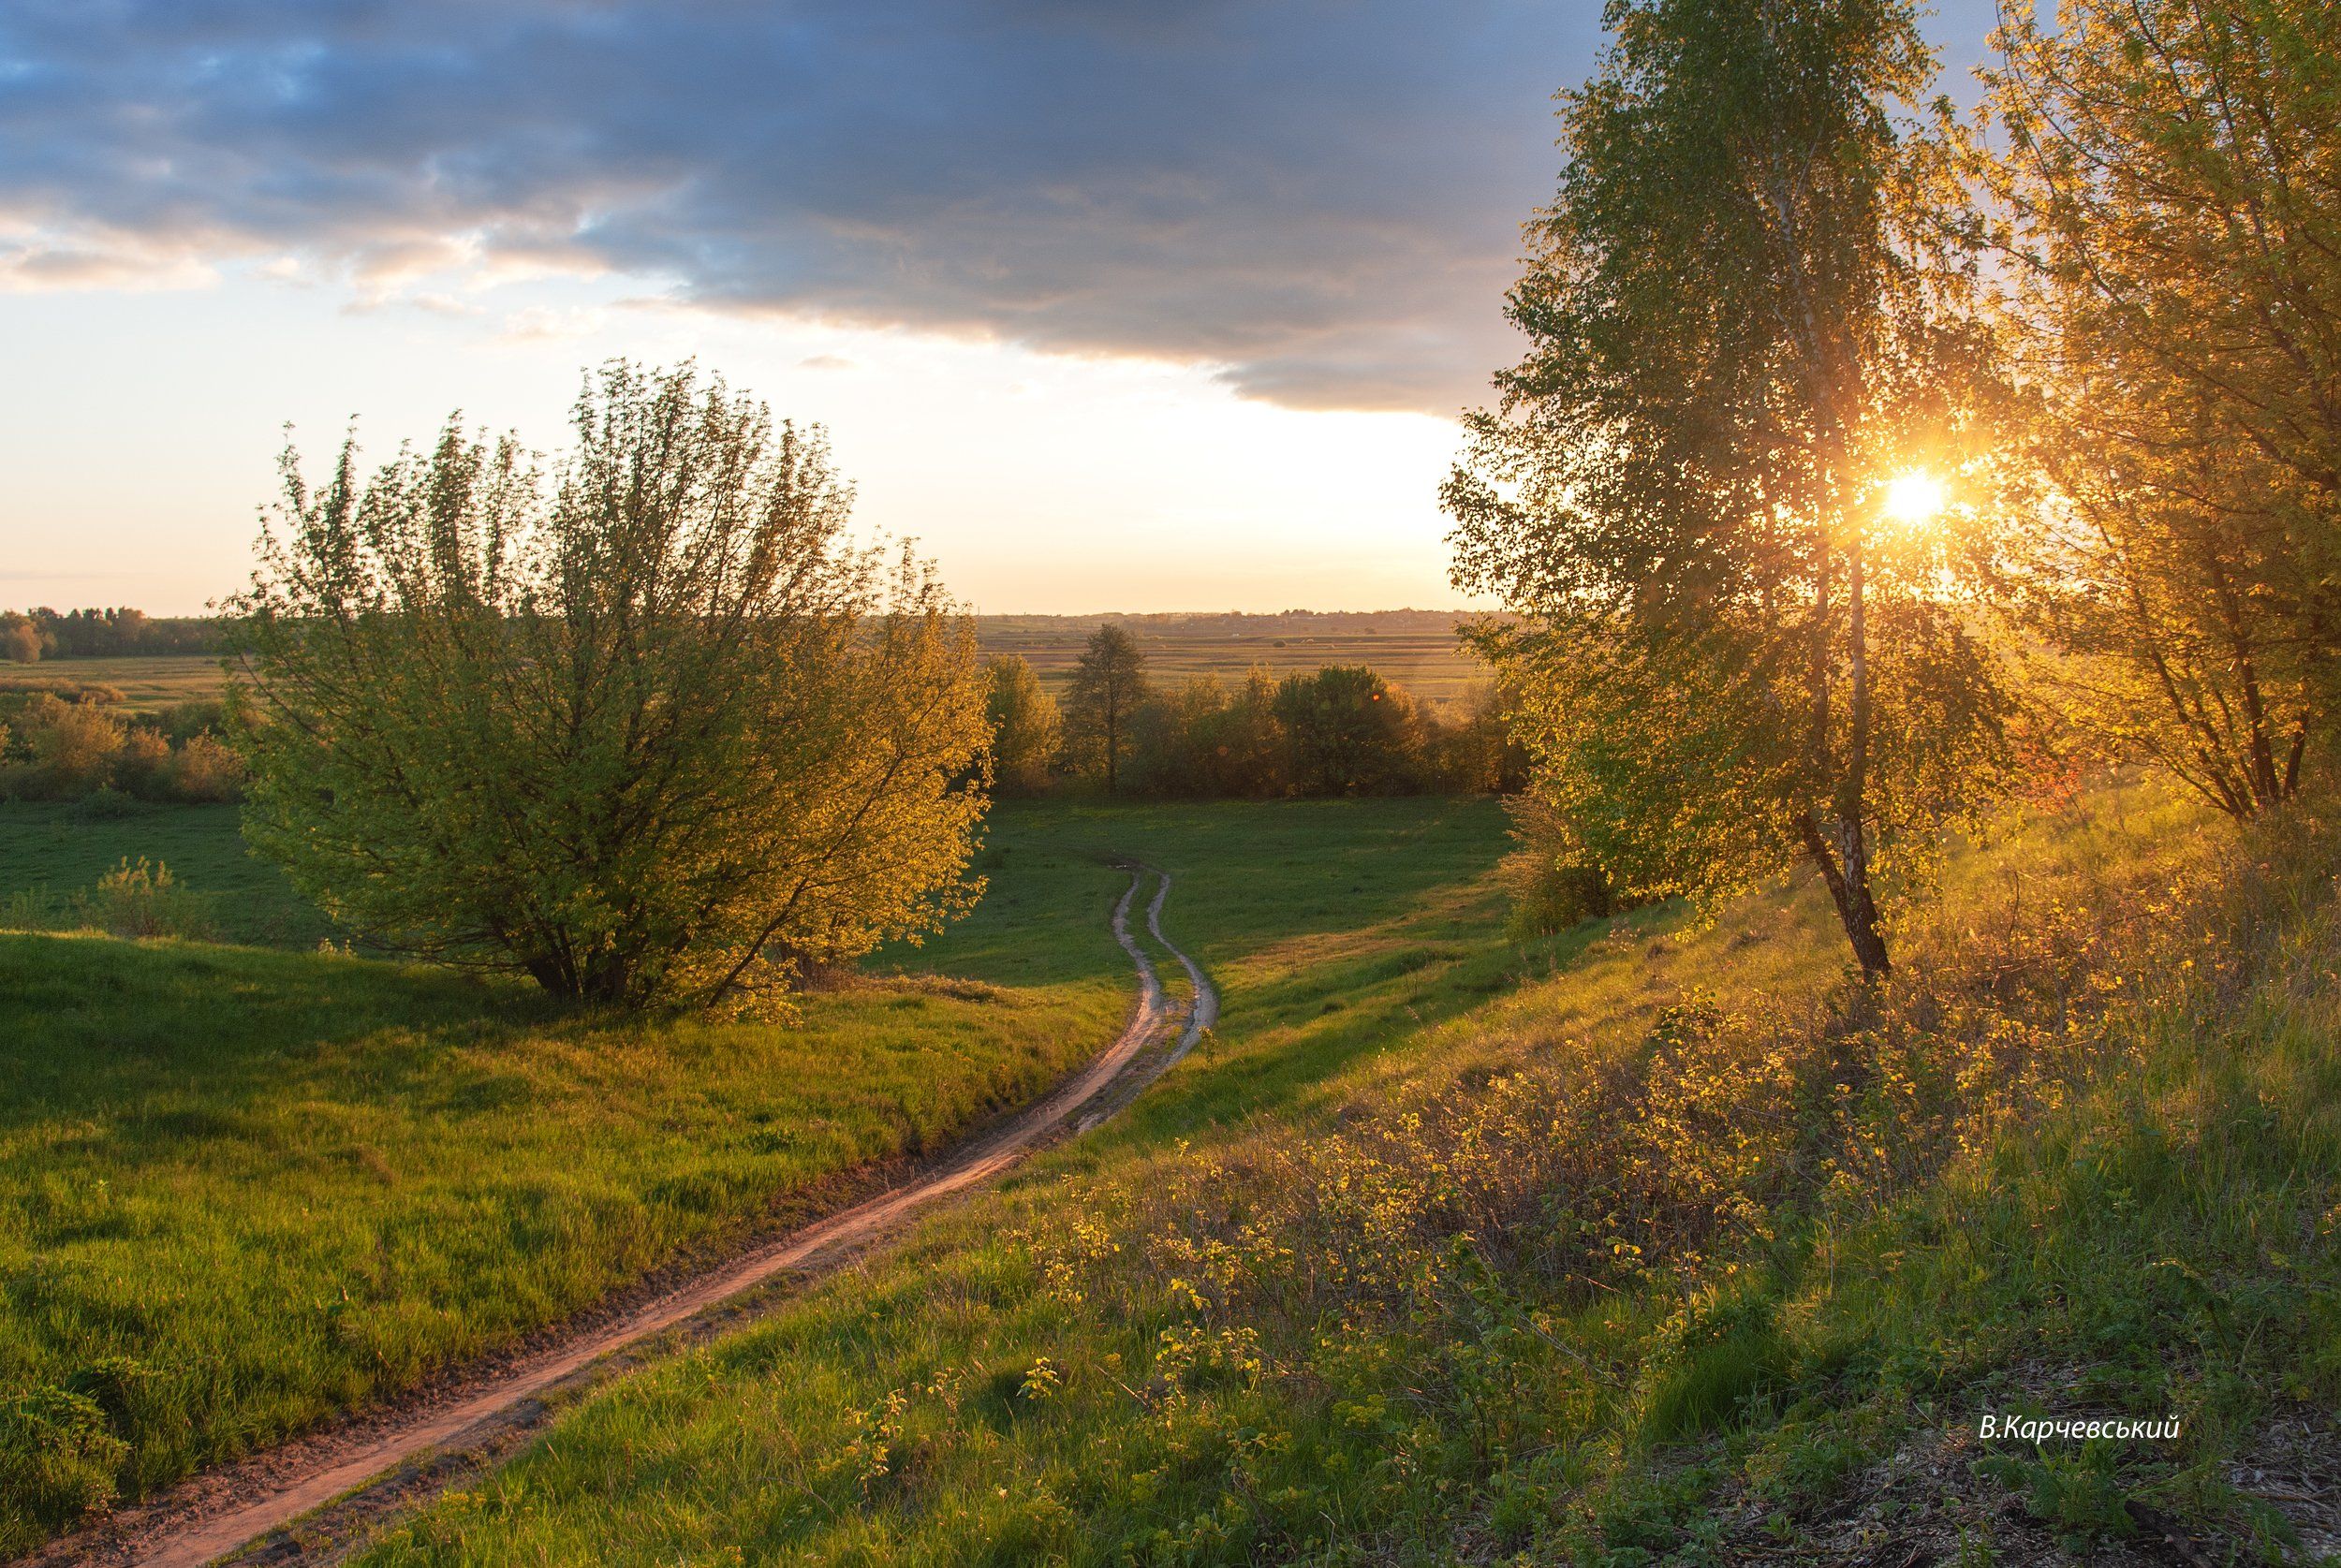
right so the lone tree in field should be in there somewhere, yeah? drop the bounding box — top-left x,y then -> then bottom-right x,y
1447,0 -> 2017,977
228,361 -> 991,1010
1062,623 -> 1150,794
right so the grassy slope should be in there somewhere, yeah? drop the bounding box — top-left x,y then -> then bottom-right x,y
0,854 -> 1141,1551
348,780 -> 2341,1567
0,798 -> 1511,1556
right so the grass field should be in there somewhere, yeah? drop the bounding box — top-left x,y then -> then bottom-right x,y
0,800 -> 324,946
0,616 -> 1489,719
11,784 -> 2334,1562
0,656 -> 232,714
332,779 -> 2341,1567
0,797 -> 1513,1554
0,820 -> 1166,1551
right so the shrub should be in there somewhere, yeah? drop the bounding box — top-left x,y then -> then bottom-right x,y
86,857 -> 214,940
167,730 -> 243,802
1499,797 -> 1617,935
0,1385 -> 127,1551
12,694 -> 124,799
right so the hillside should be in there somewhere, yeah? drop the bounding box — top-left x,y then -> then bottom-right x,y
0,917 -> 1129,1551
335,779 -> 2341,1566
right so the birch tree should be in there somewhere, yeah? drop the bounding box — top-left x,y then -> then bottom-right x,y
1448,0 -> 2018,976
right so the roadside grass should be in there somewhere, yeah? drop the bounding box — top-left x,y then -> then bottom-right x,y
0,885 -> 1140,1551
0,798 -> 1516,1557
349,777 -> 2341,1566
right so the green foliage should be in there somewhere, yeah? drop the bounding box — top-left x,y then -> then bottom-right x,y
228,360 -> 991,1009
1976,0 -> 2341,819
1449,0 -> 2023,976
1112,666 -> 1516,800
982,654 -> 1061,796
0,690 -> 244,804
1499,797 -> 1615,934
1271,664 -> 1420,796
1059,623 -> 1151,794
0,1386 -> 128,1541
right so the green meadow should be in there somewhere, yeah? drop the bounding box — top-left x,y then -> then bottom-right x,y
8,785 -> 2339,1561
0,797 -> 1513,1552
339,779 -> 2341,1566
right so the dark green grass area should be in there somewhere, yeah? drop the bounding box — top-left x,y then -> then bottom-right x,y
0,800 -> 325,946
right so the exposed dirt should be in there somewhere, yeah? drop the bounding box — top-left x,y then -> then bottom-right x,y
32,865 -> 1216,1568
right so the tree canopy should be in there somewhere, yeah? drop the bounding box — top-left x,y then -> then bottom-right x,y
228,361 -> 990,1010
1061,623 -> 1151,795
1976,0 -> 2341,817
1448,0 -> 2019,975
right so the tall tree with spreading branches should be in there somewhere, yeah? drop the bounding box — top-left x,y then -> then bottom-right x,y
1061,623 -> 1151,795
1974,0 -> 2341,816
1448,0 -> 2019,977
228,361 -> 990,1010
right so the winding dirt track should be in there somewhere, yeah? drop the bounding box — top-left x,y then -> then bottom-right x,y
38,866 -> 1216,1568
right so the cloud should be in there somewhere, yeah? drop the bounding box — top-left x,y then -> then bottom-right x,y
6,3 -> 1997,413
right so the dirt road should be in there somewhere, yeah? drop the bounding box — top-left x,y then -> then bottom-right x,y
38,866 -> 1215,1568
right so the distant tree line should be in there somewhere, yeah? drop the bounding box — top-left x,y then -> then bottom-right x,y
0,608 -> 225,663
0,689 -> 243,803
982,623 -> 1525,799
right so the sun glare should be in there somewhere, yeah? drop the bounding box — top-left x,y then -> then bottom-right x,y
1882,470 -> 1947,528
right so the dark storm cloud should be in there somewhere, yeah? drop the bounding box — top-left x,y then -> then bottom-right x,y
0,1 -> 2000,411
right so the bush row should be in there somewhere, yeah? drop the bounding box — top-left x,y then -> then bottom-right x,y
0,693 -> 243,803
987,656 -> 1525,799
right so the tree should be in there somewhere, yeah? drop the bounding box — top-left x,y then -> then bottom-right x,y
983,654 -> 1061,796
1447,0 -> 2017,977
1274,666 -> 1421,796
0,614 -> 41,663
1190,666 -> 1288,798
1976,0 -> 2341,815
1061,623 -> 1150,794
228,360 -> 991,1010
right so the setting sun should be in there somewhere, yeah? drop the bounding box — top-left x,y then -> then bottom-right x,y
1882,469 -> 1947,527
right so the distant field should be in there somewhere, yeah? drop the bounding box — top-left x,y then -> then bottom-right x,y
990,627 -> 1485,705
0,655 -> 234,713
0,617 -> 1490,713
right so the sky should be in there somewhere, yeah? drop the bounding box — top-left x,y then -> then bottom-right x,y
0,1 -> 2004,617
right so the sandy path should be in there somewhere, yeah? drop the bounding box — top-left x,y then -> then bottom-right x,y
37,866 -> 1215,1568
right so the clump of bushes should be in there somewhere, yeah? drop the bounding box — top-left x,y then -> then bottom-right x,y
1498,796 -> 1621,935
0,692 -> 243,803
983,651 -> 1526,800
